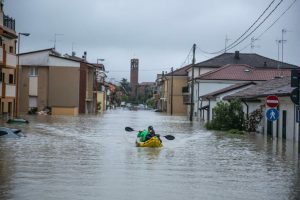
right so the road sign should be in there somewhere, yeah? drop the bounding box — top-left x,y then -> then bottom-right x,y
290,88 -> 300,105
296,106 -> 300,123
266,108 -> 279,121
266,95 -> 279,108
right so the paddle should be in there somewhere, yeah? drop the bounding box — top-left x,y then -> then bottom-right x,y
125,127 -> 175,140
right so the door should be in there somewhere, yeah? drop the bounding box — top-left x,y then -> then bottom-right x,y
282,110 -> 287,139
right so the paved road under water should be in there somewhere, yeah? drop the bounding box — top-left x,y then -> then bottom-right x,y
0,109 -> 299,200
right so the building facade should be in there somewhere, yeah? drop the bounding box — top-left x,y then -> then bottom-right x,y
0,0 -> 17,117
19,49 -> 97,115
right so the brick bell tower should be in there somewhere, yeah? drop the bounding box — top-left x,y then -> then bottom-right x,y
130,59 -> 139,98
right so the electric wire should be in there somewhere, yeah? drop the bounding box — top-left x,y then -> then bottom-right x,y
198,0 -> 284,54
240,0 -> 297,52
225,0 -> 276,50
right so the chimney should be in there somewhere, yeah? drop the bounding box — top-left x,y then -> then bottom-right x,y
234,51 -> 240,59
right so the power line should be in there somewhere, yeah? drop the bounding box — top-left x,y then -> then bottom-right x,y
240,0 -> 297,52
198,0 -> 284,54
225,0 -> 277,51
180,46 -> 194,68
225,0 -> 284,52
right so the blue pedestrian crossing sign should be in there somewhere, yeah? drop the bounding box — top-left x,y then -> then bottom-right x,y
266,108 -> 279,121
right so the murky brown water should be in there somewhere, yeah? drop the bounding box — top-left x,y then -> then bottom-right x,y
0,109 -> 299,200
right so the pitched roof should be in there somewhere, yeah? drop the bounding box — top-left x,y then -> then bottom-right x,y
18,48 -> 61,56
165,65 -> 191,76
201,82 -> 256,99
194,52 -> 299,69
196,64 -> 291,81
224,76 -> 293,100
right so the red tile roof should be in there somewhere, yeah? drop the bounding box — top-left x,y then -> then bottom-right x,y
196,64 -> 291,81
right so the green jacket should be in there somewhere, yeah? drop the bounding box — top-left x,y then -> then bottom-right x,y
137,130 -> 149,142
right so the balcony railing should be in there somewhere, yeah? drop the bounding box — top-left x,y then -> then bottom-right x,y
4,15 -> 15,31
6,53 -> 17,67
5,84 -> 16,98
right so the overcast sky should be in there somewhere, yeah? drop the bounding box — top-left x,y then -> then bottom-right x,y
6,0 -> 300,82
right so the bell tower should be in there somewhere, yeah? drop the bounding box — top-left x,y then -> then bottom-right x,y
130,59 -> 139,98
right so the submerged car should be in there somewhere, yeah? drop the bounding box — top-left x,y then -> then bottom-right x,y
0,127 -> 25,138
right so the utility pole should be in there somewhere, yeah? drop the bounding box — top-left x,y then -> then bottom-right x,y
189,44 -> 196,122
171,67 -> 174,116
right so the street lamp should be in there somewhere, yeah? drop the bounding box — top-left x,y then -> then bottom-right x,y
15,32 -> 30,118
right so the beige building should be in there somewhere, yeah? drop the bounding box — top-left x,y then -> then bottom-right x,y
0,1 -> 17,117
19,49 -> 97,115
159,67 -> 189,115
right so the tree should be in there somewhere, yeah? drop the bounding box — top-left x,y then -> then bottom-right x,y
119,78 -> 131,95
206,98 -> 244,131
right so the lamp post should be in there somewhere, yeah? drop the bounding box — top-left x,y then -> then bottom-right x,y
15,32 -> 30,118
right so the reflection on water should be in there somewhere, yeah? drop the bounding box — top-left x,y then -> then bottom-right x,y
0,109 -> 299,200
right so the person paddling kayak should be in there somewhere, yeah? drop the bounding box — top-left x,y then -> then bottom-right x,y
137,126 -> 162,143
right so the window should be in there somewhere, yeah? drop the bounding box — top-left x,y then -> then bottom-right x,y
9,46 -> 13,53
29,66 -> 38,76
9,74 -> 13,84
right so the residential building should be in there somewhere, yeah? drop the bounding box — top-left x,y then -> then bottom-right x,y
199,81 -> 256,122
225,76 -> 299,142
94,63 -> 107,113
185,51 -> 299,119
19,48 -> 98,115
159,66 -> 189,115
137,82 -> 155,99
196,64 -> 292,122
0,0 -> 17,117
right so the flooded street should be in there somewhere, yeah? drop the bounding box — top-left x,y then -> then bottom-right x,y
0,109 -> 299,200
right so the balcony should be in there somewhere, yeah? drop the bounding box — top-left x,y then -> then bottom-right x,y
4,15 -> 15,31
6,53 -> 17,67
3,84 -> 16,98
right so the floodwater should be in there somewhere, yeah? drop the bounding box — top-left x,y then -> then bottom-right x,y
0,109 -> 299,200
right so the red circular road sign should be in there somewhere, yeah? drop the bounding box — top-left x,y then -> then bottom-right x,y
266,95 -> 279,107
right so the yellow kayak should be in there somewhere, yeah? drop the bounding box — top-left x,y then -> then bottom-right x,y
136,136 -> 163,148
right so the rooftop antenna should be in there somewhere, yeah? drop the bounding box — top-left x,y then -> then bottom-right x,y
224,35 -> 230,53
281,29 -> 287,68
250,37 -> 259,53
51,33 -> 64,49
